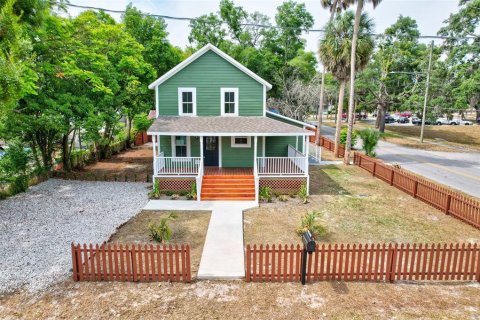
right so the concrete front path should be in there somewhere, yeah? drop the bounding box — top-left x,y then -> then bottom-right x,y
143,200 -> 257,280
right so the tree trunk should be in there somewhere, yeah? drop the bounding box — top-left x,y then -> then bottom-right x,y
334,80 -> 346,157
379,104 -> 386,133
62,134 -> 71,172
316,5 -> 338,147
344,0 -> 364,165
315,67 -> 327,146
126,115 -> 133,149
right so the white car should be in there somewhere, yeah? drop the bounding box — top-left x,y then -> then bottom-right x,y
449,119 -> 472,125
435,118 -> 450,125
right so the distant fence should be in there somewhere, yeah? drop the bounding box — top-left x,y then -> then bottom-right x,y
71,243 -> 191,282
53,171 -> 151,183
353,152 -> 480,229
319,136 -> 345,158
245,243 -> 480,283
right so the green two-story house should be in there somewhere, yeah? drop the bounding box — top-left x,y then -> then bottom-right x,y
147,44 -> 314,201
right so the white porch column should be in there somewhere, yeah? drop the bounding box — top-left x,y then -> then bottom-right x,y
157,135 -> 161,155
152,135 -> 157,177
304,135 -> 310,195
253,136 -> 258,175
200,136 -> 204,161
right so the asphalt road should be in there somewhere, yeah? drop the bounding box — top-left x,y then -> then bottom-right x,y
320,125 -> 480,198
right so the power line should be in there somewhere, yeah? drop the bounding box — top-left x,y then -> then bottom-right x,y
56,2 -> 477,40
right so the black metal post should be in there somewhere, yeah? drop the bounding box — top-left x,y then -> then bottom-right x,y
301,247 -> 307,285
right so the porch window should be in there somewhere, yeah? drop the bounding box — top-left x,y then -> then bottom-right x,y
178,88 -> 196,116
172,136 -> 190,157
231,136 -> 251,148
221,88 -> 239,116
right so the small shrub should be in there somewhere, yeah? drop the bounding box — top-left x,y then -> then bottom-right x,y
171,194 -> 180,200
278,194 -> 289,202
186,182 -> 197,200
9,175 -> 28,194
148,213 -> 177,243
297,183 -> 308,204
149,179 -> 161,199
339,127 -> 358,147
259,186 -> 272,202
358,128 -> 381,157
134,113 -> 154,133
296,211 -> 328,239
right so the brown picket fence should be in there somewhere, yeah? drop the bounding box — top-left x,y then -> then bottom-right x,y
319,136 -> 345,158
71,243 -> 191,283
353,152 -> 480,229
245,243 -> 480,283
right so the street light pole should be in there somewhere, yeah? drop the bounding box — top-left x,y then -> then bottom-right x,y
420,40 -> 434,143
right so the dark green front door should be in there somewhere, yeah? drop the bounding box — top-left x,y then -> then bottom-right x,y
203,136 -> 219,166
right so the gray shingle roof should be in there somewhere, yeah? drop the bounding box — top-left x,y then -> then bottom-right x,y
147,116 -> 314,136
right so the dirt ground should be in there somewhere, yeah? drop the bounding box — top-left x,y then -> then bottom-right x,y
109,210 -> 211,277
66,143 -> 153,181
1,280 -> 479,319
245,165 -> 480,245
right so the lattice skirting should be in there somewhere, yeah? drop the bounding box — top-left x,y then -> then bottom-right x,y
259,177 -> 307,195
155,177 -> 195,193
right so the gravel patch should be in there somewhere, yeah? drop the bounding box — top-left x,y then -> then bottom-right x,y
0,179 -> 149,294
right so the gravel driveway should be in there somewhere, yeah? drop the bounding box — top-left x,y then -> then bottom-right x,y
0,179 -> 149,294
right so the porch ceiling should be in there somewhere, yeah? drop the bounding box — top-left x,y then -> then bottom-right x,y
147,116 -> 314,136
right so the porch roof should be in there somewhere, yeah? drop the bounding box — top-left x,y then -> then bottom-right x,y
147,116 -> 314,136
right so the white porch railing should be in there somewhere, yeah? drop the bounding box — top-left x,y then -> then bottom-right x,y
154,156 -> 202,175
196,159 -> 204,201
256,145 -> 307,176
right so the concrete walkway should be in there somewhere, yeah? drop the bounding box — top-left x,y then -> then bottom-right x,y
143,200 -> 257,279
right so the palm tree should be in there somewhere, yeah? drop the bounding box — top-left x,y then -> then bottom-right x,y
319,10 -> 374,157
344,0 -> 381,164
315,0 -> 350,153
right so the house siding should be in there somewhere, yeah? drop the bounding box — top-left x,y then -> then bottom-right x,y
157,50 -> 264,116
265,136 -> 299,157
158,136 -> 200,157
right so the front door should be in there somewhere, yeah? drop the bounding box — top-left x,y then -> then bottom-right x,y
203,136 -> 219,166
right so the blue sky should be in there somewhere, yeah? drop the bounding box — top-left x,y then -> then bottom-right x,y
64,0 -> 459,53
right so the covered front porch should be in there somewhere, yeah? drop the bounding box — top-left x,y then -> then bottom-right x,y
147,116 -> 315,201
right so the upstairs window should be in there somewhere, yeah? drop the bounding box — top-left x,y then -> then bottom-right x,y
221,88 -> 239,116
178,88 -> 196,116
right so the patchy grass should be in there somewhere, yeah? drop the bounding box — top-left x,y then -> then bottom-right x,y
244,165 -> 480,245
109,210 -> 211,277
1,281 -> 479,319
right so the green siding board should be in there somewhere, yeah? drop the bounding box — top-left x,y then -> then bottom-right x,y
265,136 -> 297,157
158,51 -> 263,116
220,137 -> 254,167
158,136 -> 200,157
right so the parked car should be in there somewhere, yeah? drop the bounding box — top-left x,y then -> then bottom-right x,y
412,117 -> 432,125
435,118 -> 450,125
396,116 -> 409,123
400,111 -> 412,118
449,119 -> 472,125
385,115 -> 396,123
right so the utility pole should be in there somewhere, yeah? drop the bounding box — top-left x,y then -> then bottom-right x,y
420,40 -> 434,143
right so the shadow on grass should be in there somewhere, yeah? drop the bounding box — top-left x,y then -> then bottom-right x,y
309,165 -> 351,196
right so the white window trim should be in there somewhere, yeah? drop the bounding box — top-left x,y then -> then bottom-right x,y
178,88 -> 197,116
231,136 -> 251,148
220,88 -> 239,116
171,136 -> 191,157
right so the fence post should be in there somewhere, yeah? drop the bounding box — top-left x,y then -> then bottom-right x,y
71,243 -> 79,281
246,245 -> 251,282
445,195 -> 452,215
413,180 -> 418,198
390,170 -> 394,186
386,244 -> 397,283
372,161 -> 376,176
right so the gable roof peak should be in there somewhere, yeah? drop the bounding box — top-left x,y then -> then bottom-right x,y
148,43 -> 272,90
